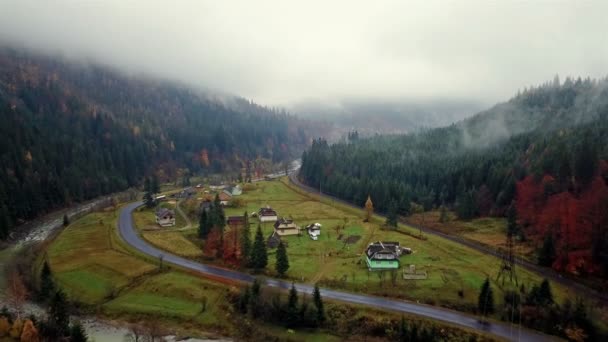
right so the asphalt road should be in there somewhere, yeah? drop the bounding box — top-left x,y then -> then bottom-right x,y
118,201 -> 556,341
288,172 -> 608,304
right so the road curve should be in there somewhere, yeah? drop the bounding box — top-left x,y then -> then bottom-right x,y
288,172 -> 608,304
119,201 -> 555,341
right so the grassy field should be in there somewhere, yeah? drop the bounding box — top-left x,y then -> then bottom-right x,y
404,211 -> 537,260
218,179 -> 574,311
141,231 -> 202,258
46,207 -> 234,338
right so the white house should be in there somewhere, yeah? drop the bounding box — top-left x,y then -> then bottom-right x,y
155,207 -> 176,227
223,185 -> 243,196
258,207 -> 278,222
306,223 -> 322,240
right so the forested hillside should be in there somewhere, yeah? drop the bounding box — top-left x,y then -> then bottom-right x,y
0,47 -> 327,239
300,77 -> 608,276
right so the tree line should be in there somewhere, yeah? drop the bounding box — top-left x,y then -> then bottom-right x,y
0,47 -> 327,240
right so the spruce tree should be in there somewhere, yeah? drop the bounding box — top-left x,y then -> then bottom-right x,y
0,205 -> 10,240
62,214 -> 69,227
250,224 -> 268,271
199,210 -> 210,238
275,240 -> 289,277
39,261 -> 55,301
69,321 -> 88,342
151,175 -> 160,194
312,283 -> 325,325
48,289 -> 69,336
286,283 -> 299,327
386,200 -> 398,228
478,277 -> 494,316
240,212 -> 251,265
143,191 -> 155,208
538,279 -> 554,305
538,233 -> 556,267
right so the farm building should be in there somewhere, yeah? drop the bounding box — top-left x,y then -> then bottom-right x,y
365,241 -> 402,270
274,218 -> 300,236
223,185 -> 242,196
218,192 -> 231,206
227,216 -> 246,229
155,207 -> 176,227
258,207 -> 278,222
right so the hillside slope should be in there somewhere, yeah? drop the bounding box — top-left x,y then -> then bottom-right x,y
0,47 -> 327,238
300,78 -> 608,277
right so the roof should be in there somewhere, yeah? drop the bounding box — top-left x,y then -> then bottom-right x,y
218,192 -> 231,201
259,207 -> 277,216
155,207 -> 174,217
227,216 -> 245,225
366,242 -> 400,257
274,217 -> 297,229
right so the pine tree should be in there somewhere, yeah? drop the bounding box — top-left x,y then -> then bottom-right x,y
62,214 -> 69,227
151,175 -> 160,194
199,210 -> 210,238
0,205 -> 10,240
312,283 -> 325,325
143,191 -> 155,208
240,212 -> 251,265
286,283 -> 299,327
398,316 -> 409,341
538,233 -> 556,267
48,289 -> 69,336
538,279 -> 554,305
69,321 -> 88,342
386,200 -> 398,228
39,261 -> 55,301
275,241 -> 289,277
439,205 -> 448,223
250,224 -> 268,271
478,277 -> 494,316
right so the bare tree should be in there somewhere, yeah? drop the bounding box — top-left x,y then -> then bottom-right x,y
124,323 -> 147,342
6,270 -> 29,319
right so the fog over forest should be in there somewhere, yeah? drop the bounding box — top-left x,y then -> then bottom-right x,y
1,0 -> 607,110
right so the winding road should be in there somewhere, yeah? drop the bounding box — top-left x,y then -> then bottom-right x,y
118,201 -> 556,341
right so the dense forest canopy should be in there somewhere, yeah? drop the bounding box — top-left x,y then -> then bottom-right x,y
0,47 -> 327,238
300,77 -> 608,275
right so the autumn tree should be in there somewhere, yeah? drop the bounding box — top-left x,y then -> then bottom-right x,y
6,270 -> 29,319
364,195 -> 374,222
275,241 -> 289,277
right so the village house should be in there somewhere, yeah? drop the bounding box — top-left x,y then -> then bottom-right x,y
274,217 -> 300,236
218,192 -> 231,206
155,207 -> 176,227
365,241 -> 402,271
223,184 -> 242,196
258,207 -> 278,222
209,184 -> 227,191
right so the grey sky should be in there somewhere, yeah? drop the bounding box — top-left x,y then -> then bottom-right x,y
1,0 -> 607,107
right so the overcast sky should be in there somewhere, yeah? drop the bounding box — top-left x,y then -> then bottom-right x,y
0,0 -> 607,107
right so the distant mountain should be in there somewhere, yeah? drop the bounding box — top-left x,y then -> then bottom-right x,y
291,98 -> 483,139
0,47 -> 328,238
300,77 -> 608,277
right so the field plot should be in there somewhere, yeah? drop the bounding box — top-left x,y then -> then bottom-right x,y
220,179 -> 571,310
47,208 -> 231,334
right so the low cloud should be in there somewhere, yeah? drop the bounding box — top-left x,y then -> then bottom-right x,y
1,1 -> 607,107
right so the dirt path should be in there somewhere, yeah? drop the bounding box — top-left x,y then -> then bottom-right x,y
175,199 -> 192,230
